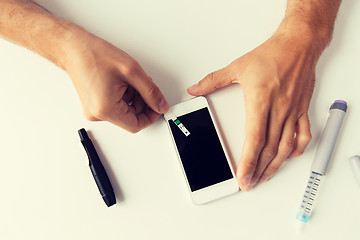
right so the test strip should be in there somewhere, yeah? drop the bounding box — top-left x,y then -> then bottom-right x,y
169,112 -> 190,136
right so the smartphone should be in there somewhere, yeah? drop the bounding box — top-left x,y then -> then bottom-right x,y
164,96 -> 239,204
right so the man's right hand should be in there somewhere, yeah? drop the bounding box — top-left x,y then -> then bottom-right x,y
64,32 -> 169,133
0,0 -> 168,133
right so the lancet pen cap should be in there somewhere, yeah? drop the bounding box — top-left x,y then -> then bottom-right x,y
78,128 -> 89,141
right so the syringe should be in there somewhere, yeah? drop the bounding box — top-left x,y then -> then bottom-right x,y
296,172 -> 323,225
296,100 -> 347,230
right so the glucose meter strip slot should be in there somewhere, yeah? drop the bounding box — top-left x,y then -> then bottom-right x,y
169,112 -> 190,137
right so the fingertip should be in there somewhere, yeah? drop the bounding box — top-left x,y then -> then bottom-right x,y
187,83 -> 200,96
236,171 -> 254,191
236,140 -> 263,191
158,98 -> 169,113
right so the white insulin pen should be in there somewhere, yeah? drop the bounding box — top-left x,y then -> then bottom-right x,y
296,100 -> 347,230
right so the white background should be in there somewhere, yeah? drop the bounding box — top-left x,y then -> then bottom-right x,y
0,0 -> 359,239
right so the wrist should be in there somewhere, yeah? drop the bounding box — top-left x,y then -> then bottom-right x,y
277,0 -> 341,54
274,17 -> 332,58
46,18 -> 94,71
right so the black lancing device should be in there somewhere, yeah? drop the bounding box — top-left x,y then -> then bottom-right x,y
78,128 -> 116,207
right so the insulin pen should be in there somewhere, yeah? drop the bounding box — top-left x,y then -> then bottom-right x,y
78,128 -> 116,207
296,100 -> 347,230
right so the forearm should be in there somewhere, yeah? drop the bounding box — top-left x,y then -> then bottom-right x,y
276,0 -> 342,54
0,0 -> 89,70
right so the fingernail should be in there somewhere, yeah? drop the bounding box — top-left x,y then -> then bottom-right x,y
187,83 -> 198,92
158,98 -> 169,113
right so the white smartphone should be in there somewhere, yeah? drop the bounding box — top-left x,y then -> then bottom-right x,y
164,96 -> 239,204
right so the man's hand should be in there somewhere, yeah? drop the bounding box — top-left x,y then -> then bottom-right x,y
65,33 -> 169,133
0,0 -> 169,133
187,0 -> 341,190
188,31 -> 314,190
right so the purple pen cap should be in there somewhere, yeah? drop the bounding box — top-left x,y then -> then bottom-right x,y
330,100 -> 347,112
335,100 -> 347,105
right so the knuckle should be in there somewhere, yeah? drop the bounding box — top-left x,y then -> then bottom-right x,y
243,160 -> 257,172
266,164 -> 281,176
146,84 -> 160,99
205,72 -> 215,83
92,108 -> 108,120
304,131 -> 312,143
84,113 -> 98,122
128,127 -> 140,134
82,99 -> 111,121
275,101 -> 292,121
278,95 -> 292,108
204,72 -> 222,89
249,133 -> 266,148
299,131 -> 312,146
120,60 -> 140,77
91,101 -> 112,120
261,146 -> 278,160
282,138 -> 295,153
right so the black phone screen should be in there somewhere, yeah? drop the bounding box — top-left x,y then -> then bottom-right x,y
169,107 -> 233,192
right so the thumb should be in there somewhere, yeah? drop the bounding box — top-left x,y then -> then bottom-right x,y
187,67 -> 234,96
131,74 -> 169,114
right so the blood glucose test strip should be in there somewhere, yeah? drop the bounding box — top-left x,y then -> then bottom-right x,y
168,112 -> 190,136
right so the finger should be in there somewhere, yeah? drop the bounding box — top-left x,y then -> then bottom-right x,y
131,92 -> 146,115
105,100 -> 138,132
187,67 -> 234,96
249,108 -> 287,187
123,86 -> 136,103
258,117 -> 296,183
236,94 -> 270,191
129,74 -> 169,114
137,107 -> 162,129
288,113 -> 312,158
107,100 -> 161,133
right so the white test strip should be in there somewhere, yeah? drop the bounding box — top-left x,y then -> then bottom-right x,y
169,112 -> 190,137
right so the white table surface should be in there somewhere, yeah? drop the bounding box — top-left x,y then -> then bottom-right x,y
1,1 -> 360,239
